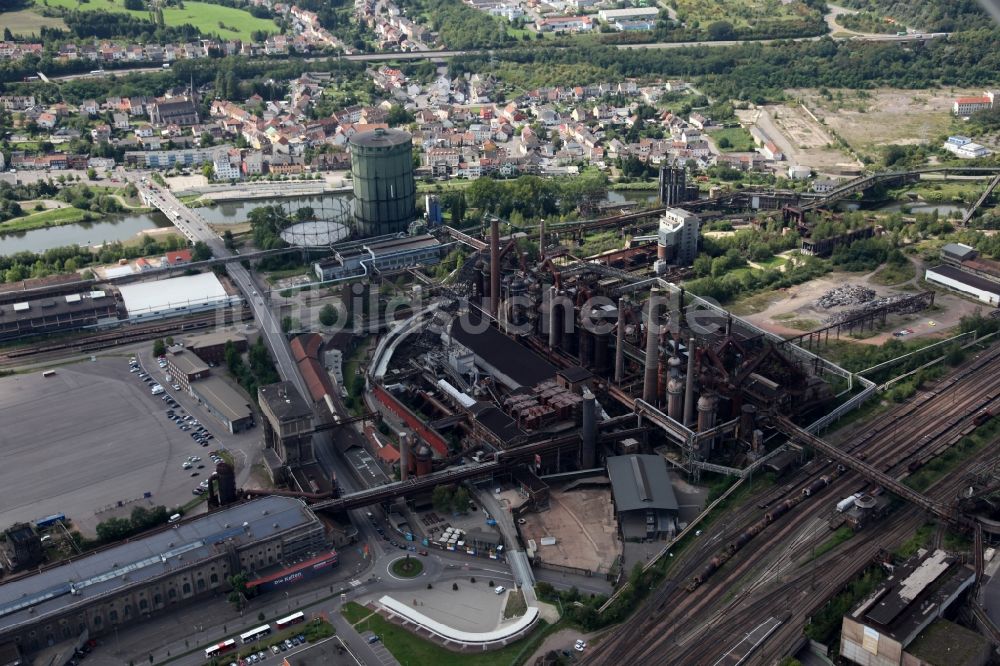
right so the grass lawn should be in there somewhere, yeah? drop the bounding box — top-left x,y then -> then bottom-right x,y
0,206 -> 93,234
341,602 -> 375,625
709,126 -> 756,152
871,261 -> 915,286
345,605 -> 550,666
753,255 -> 787,269
390,556 -> 424,578
1,8 -> 68,36
503,589 -> 527,620
38,0 -> 278,40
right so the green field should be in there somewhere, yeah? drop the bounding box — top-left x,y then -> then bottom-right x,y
36,0 -> 278,40
709,126 -> 756,153
0,206 -> 94,235
1,8 -> 69,36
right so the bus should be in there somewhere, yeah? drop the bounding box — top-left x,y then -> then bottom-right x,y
239,624 -> 272,644
276,612 -> 305,629
204,638 -> 237,659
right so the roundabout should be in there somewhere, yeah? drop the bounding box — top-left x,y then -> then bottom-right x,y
389,556 -> 424,579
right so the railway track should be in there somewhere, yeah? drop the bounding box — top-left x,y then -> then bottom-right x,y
584,345 -> 1000,665
0,307 -> 253,367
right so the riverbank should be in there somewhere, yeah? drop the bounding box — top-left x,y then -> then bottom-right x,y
0,206 -> 97,235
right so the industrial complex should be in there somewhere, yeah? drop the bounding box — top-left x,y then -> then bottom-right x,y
3,122 -> 1000,666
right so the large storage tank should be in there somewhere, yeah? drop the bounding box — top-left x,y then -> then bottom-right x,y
350,128 -> 416,237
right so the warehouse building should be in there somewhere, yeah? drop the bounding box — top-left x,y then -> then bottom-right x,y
185,330 -> 248,365
839,549 -> 978,666
117,273 -> 241,322
925,265 -> 1000,306
0,290 -> 119,342
189,376 -> 254,433
0,497 -> 327,657
165,345 -> 210,389
940,242 -> 978,264
607,455 -> 678,541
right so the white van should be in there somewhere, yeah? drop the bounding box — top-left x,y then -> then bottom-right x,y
168,513 -> 182,523
494,586 -> 506,595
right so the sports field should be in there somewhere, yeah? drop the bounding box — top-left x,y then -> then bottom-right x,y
38,0 -> 278,41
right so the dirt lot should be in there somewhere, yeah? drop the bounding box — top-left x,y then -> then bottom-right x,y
738,104 -> 862,176
792,88 -> 977,159
738,267 -> 984,346
520,484 -> 621,574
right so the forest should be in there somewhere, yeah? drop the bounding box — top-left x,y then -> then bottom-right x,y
456,29 -> 1000,102
840,0 -> 989,32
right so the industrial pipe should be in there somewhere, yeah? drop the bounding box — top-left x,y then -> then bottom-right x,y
489,217 -> 500,319
683,336 -> 696,427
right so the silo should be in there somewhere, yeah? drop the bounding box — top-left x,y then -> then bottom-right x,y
414,443 -> 434,476
350,128 -> 416,237
215,462 -> 237,505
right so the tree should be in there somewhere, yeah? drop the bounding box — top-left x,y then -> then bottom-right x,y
319,303 -> 337,327
96,517 -> 133,542
717,136 -> 732,149
432,485 -> 453,512
153,338 -> 166,357
452,486 -> 470,513
191,241 -> 212,261
223,229 -> 235,250
86,167 -> 97,180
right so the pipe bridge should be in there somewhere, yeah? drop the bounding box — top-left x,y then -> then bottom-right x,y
773,415 -> 954,522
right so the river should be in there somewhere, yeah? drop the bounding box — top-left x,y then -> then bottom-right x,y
0,194 -> 353,256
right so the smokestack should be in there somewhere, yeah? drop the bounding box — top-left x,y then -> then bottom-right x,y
399,433 -> 410,482
539,218 -> 546,261
489,217 -> 500,319
683,337 -> 696,427
581,389 -> 597,468
642,290 -> 661,404
614,299 -> 625,384
548,286 -> 559,349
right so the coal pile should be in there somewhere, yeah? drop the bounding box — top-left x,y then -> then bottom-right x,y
816,285 -> 876,309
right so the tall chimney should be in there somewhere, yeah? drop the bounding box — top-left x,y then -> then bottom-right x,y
581,389 -> 597,468
489,217 -> 500,319
539,218 -> 546,261
399,433 -> 410,482
642,290 -> 661,404
548,286 -> 559,349
683,337 -> 696,427
614,298 -> 626,383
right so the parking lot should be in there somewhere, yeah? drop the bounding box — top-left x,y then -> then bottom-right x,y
0,353 -> 262,535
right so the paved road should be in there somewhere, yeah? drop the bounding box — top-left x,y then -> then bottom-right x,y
128,170 -> 397,557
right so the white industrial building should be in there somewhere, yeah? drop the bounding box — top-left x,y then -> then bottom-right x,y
313,234 -> 443,281
925,265 -> 1000,306
655,207 -> 700,271
598,7 -> 659,21
118,273 -> 242,321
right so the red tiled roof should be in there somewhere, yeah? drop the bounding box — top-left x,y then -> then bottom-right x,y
955,97 -> 990,104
